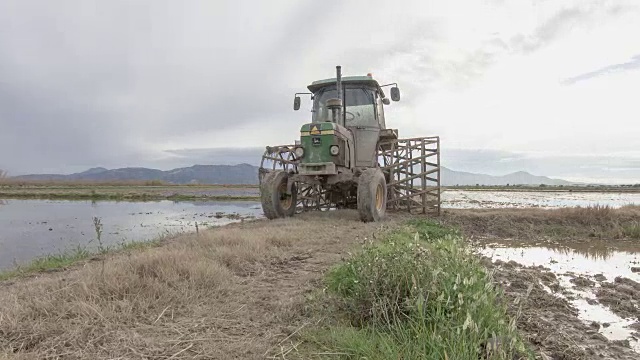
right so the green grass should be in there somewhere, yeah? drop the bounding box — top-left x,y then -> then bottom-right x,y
0,237 -> 164,282
304,219 -> 531,359
623,222 -> 640,239
0,245 -> 91,281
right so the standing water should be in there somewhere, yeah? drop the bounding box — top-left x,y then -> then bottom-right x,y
0,199 -> 263,271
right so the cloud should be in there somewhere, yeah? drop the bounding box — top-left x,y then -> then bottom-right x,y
561,54 -> 640,85
0,0 -> 638,185
505,1 -> 637,54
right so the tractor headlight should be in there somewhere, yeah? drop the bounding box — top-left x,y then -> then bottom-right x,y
294,147 -> 304,158
330,145 -> 340,156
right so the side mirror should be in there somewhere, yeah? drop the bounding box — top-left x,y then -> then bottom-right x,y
382,98 -> 390,105
390,87 -> 400,101
293,96 -> 301,111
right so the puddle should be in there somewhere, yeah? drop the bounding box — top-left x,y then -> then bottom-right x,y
481,245 -> 640,352
0,199 -> 263,271
482,246 -> 640,281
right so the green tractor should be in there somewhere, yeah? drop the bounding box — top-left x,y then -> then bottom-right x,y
260,66 -> 402,222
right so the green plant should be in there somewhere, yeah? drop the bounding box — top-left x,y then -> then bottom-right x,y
316,220 -> 530,359
0,245 -> 91,281
93,216 -> 107,253
623,222 -> 640,239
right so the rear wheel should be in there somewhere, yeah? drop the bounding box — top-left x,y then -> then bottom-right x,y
357,168 -> 387,222
260,171 -> 297,219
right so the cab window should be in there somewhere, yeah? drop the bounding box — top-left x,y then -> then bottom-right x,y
312,86 -> 377,127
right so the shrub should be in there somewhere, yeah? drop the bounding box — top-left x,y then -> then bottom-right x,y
322,219 -> 528,359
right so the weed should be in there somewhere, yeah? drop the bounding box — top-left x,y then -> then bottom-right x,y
93,216 -> 107,253
0,245 -> 91,281
314,219 -> 530,359
0,217 -> 169,282
623,222 -> 640,239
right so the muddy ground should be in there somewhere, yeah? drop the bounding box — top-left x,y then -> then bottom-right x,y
451,207 -> 640,359
484,258 -> 639,359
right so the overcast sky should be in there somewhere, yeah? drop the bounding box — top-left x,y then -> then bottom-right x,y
1,0 -> 638,183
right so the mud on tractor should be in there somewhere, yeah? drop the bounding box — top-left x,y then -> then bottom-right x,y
259,66 -> 441,222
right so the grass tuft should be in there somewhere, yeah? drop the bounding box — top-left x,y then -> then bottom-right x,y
623,222 -> 640,239
0,246 -> 91,281
308,219 -> 531,359
0,236 -> 165,282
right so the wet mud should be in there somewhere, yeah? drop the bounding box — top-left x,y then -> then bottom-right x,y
486,258 -> 640,359
595,278 -> 640,320
475,225 -> 640,358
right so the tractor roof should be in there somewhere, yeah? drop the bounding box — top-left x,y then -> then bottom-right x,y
307,75 -> 381,93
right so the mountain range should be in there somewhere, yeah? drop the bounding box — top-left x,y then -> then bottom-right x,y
13,164 -> 573,186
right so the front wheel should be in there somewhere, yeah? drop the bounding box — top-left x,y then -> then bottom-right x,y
260,171 -> 297,219
357,168 -> 387,222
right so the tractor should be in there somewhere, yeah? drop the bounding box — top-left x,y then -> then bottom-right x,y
259,66 -> 402,222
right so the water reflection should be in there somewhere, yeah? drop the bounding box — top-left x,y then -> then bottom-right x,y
488,241 -> 640,262
481,246 -> 640,282
544,244 -> 616,261
0,199 -> 263,271
481,244 -> 640,352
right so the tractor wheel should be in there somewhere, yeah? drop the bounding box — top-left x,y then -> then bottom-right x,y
357,168 -> 387,222
260,170 -> 297,219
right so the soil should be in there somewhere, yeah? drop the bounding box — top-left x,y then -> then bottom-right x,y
486,258 -> 639,359
595,278 -> 640,320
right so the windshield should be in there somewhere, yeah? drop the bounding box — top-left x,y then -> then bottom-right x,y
312,86 -> 376,127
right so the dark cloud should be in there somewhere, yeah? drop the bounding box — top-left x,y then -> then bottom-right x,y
0,1 -> 341,174
508,3 -> 632,54
561,54 -> 640,85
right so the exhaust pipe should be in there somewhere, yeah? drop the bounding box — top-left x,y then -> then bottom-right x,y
336,66 -> 344,126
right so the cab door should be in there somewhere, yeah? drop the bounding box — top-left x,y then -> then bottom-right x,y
344,88 -> 379,168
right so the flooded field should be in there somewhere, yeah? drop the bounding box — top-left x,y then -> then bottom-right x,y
442,189 -> 640,208
1,189 -> 638,272
0,199 -> 262,270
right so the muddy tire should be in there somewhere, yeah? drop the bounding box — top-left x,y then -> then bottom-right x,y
357,168 -> 387,222
260,170 -> 297,219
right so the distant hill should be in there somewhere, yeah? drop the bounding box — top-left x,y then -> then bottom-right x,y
441,167 -> 572,186
13,164 -> 571,186
14,164 -> 260,185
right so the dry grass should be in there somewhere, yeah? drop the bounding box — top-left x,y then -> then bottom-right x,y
0,210 -> 398,359
443,204 -> 640,240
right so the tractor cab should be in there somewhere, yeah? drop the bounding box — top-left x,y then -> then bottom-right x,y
293,69 -> 400,176
310,76 -> 383,129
